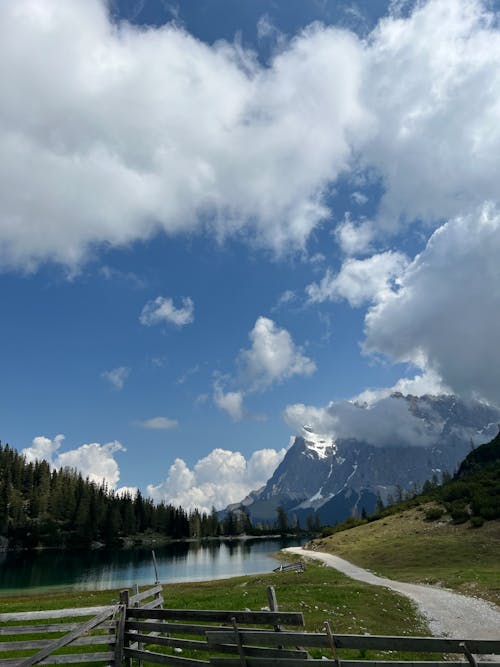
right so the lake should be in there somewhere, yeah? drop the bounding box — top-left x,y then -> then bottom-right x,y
0,537 -> 306,593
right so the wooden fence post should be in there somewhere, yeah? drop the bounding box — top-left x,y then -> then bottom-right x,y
267,586 -> 281,633
114,590 -> 129,667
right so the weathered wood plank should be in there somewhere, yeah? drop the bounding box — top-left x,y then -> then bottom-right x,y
206,631 -> 500,654
114,601 -> 128,667
137,597 -> 164,611
0,652 -> 115,666
129,585 -> 163,606
0,622 -> 116,637
125,634 -> 208,651
209,660 -> 500,667
18,606 -> 119,667
124,647 -> 208,667
0,635 -> 116,652
126,609 -> 304,626
0,608 -> 113,624
125,621 -> 248,636
124,633 -> 308,659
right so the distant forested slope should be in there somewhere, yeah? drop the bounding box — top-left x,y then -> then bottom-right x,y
0,441 -> 221,549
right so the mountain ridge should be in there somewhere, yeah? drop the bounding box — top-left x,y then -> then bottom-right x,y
234,393 -> 500,526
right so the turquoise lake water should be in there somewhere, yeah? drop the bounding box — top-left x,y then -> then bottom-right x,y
0,537 -> 306,592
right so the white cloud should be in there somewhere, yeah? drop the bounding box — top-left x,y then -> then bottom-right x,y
363,204 -> 500,406
135,416 -> 178,430
239,316 -> 316,390
306,251 -> 408,306
213,379 -> 245,421
2,1 -> 500,270
101,366 -> 130,391
139,296 -> 194,327
272,289 -> 297,311
213,317 -> 315,420
283,392 -> 499,450
335,217 -> 374,255
22,435 -> 125,488
23,434 -> 65,464
116,486 -> 139,498
350,191 -> 368,206
364,0 -> 500,232
353,369 -> 450,407
0,0 -> 369,270
147,447 -> 286,512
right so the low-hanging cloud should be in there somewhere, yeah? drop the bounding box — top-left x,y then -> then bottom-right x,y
147,447 -> 287,512
284,391 -> 500,450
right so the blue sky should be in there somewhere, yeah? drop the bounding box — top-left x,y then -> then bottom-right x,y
2,0 -> 500,511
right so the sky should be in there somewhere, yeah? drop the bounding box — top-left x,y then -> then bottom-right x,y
2,0 -> 500,512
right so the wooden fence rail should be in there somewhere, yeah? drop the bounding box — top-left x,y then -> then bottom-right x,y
206,627 -> 500,667
122,589 -> 305,667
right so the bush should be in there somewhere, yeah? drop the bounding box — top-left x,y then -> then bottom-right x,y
470,515 -> 484,528
450,505 -> 470,524
424,507 -> 444,521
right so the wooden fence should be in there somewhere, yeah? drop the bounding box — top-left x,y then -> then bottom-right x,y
1,581 -> 498,667
206,625 -> 500,667
0,583 -> 162,667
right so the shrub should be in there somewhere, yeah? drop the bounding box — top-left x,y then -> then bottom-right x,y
470,515 -> 484,528
424,507 -> 444,521
450,505 -> 470,524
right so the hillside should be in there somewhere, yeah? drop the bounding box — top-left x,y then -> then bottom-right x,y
309,430 -> 500,605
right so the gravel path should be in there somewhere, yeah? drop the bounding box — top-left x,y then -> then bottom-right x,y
285,547 -> 500,639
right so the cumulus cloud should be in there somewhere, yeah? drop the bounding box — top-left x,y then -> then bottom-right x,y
147,447 -> 286,512
135,416 -> 178,429
364,204 -> 500,406
306,251 -> 408,306
364,0 -> 500,232
1,1 -> 500,270
239,317 -> 316,390
23,434 -> 66,464
213,317 -> 315,420
101,366 -> 130,390
335,217 -> 375,255
140,296 -> 194,327
0,0 -> 369,270
22,435 -> 125,487
213,381 -> 245,421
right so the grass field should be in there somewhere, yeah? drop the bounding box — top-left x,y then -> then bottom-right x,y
311,506 -> 500,605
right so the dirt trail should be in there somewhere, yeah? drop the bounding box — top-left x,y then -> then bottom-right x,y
285,547 -> 500,639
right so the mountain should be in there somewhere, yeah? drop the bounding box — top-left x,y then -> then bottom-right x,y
238,394 -> 500,526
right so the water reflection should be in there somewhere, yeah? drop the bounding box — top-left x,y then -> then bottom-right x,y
0,537 -> 305,592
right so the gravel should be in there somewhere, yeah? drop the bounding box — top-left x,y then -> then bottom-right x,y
285,547 -> 500,639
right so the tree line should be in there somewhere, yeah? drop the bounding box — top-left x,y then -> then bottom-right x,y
0,441 -> 304,549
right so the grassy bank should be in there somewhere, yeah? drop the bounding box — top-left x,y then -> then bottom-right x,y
311,506 -> 500,605
0,559 -> 429,638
